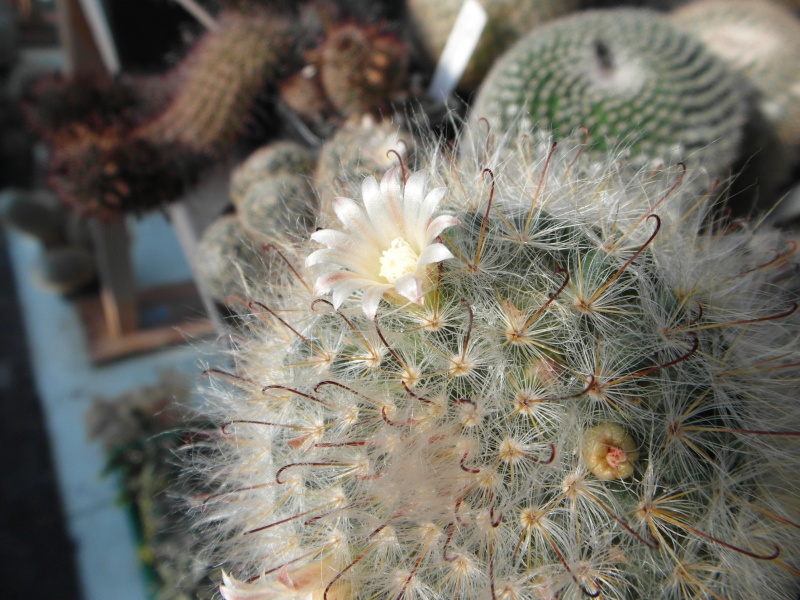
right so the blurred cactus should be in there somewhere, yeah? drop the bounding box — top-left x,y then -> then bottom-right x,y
407,0 -> 578,90
470,9 -> 747,175
141,8 -> 297,157
671,0 -> 800,165
229,140 -> 315,207
238,175 -> 318,245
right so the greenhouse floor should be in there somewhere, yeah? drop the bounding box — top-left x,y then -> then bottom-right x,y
2,212 -> 214,600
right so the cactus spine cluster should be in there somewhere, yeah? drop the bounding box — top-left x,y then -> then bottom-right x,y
191,129 -> 800,599
470,9 -> 747,175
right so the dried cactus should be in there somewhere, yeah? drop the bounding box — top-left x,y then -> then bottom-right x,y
189,128 -> 800,599
470,9 -> 748,175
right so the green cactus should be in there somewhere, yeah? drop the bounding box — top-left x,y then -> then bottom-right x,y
189,128 -> 800,599
470,9 -> 748,175
407,0 -> 579,91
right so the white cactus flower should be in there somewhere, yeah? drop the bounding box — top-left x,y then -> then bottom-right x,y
306,166 -> 458,317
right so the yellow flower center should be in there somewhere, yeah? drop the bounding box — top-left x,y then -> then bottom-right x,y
379,238 -> 418,283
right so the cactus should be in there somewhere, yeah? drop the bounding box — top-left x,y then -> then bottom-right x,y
314,115 -> 417,219
470,9 -> 747,176
407,0 -> 578,91
671,0 -> 800,164
238,174 -> 318,246
189,129 -> 800,599
194,215 -> 267,304
229,141 -> 316,207
47,134 -> 194,219
316,22 -> 409,118
140,8 -> 296,157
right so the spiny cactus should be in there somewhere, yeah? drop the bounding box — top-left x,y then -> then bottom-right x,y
47,134 -> 194,219
671,0 -> 800,164
140,8 -> 296,157
190,129 -> 800,599
470,9 -> 747,175
407,0 -> 578,91
316,22 -> 408,117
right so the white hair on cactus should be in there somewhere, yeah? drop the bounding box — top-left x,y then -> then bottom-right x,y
188,124 -> 800,599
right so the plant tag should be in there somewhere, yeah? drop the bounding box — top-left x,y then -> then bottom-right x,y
428,0 -> 488,103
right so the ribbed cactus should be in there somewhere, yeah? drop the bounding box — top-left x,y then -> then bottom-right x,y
671,0 -> 800,163
407,0 -> 578,90
190,130 -> 800,599
470,9 -> 747,175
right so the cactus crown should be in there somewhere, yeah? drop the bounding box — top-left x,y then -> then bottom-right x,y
193,130 -> 800,599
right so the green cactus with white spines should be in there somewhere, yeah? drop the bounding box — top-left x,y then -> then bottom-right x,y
470,9 -> 748,176
189,126 -> 800,599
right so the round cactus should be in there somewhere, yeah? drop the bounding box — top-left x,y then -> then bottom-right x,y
317,22 -> 409,117
470,9 -> 748,175
671,0 -> 800,163
407,0 -> 578,91
237,174 -> 318,246
195,215 -> 267,304
314,115 -> 417,219
189,130 -> 800,599
229,141 -> 316,207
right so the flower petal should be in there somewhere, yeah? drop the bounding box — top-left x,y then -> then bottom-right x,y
361,283 -> 392,318
371,167 -> 404,238
417,242 -> 454,266
305,248 -> 375,275
425,214 -> 460,241
332,196 -> 383,247
394,273 -> 425,305
402,171 -> 428,244
309,229 -> 360,252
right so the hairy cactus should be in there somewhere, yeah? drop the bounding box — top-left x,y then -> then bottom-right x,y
195,215 -> 266,304
190,129 -> 800,599
470,9 -> 747,175
671,0 -> 800,164
238,175 -> 318,246
407,0 -> 578,91
314,115 -> 416,219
